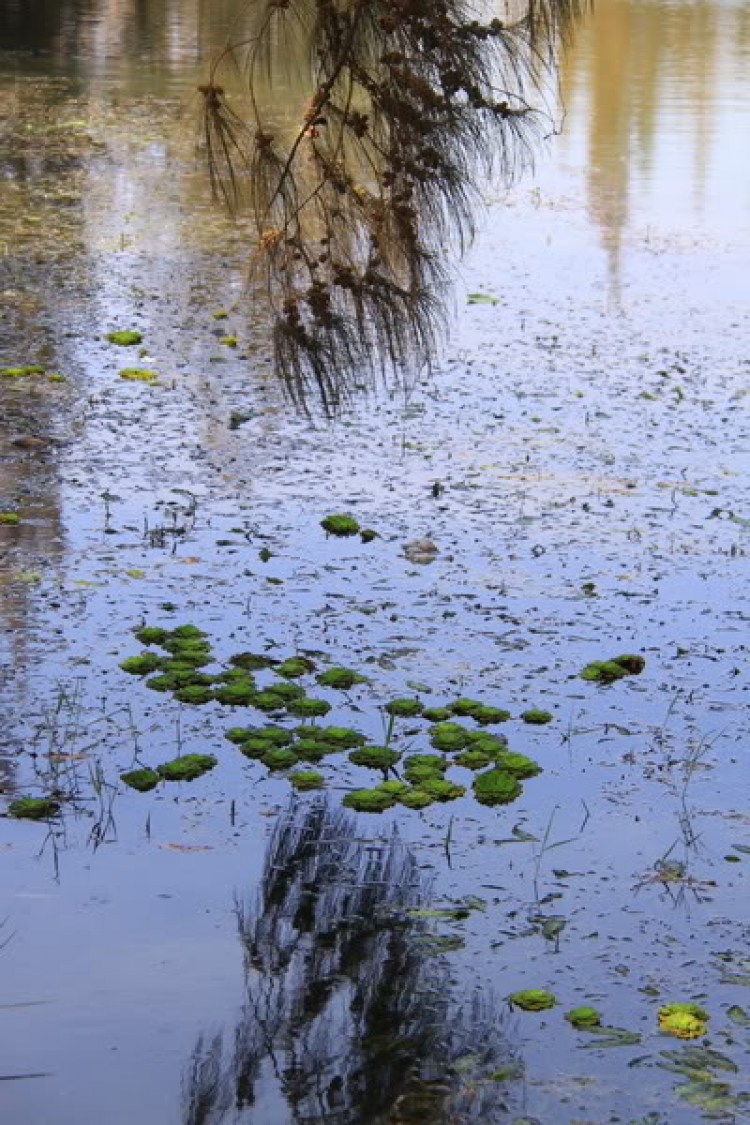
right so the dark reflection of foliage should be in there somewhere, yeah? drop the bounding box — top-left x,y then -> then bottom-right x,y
183,799 -> 516,1125
199,0 -> 584,407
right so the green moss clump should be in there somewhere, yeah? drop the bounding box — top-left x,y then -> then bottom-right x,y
473,768 -> 523,806
399,789 -> 434,810
419,778 -> 465,802
349,745 -> 400,770
566,1006 -> 602,1029
8,796 -> 60,820
520,709 -> 553,725
134,626 -> 169,645
376,780 -> 410,796
404,755 -> 447,784
230,652 -> 273,670
174,685 -> 214,705
321,514 -> 360,536
107,330 -> 143,345
239,739 -> 275,760
254,726 -> 293,746
510,990 -> 556,1011
120,652 -> 162,675
466,732 -> 508,757
277,656 -> 315,678
360,528 -> 378,543
289,770 -> 325,791
119,367 -> 158,382
294,740 -> 331,762
612,653 -> 646,675
430,723 -> 470,752
0,512 -> 20,525
288,697 -> 332,718
422,706 -> 453,722
385,698 -> 423,718
146,674 -> 180,692
225,727 -> 256,744
157,754 -> 217,781
46,371 -> 66,383
472,705 -> 512,725
580,655 -> 644,683
265,682 -> 306,702
214,682 -> 257,706
659,1002 -> 709,1024
659,1012 -> 707,1039
343,788 -> 396,813
120,768 -> 160,792
169,625 -> 205,640
219,334 -> 238,346
159,663 -> 212,686
1,365 -> 46,378
262,747 -> 299,770
450,697 -> 485,718
454,750 -> 492,770
311,726 -> 366,748
494,752 -> 542,779
316,667 -> 369,689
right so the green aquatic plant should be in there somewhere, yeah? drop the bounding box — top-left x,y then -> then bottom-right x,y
510,990 -> 556,1012
422,706 -> 453,722
146,673 -> 180,692
376,780 -> 410,796
566,1006 -> 602,1029
494,751 -> 542,779
349,745 -> 400,770
403,755 -> 447,784
157,754 -> 217,781
471,705 -> 512,725
134,626 -> 169,645
172,626 -> 207,640
360,528 -> 379,543
1,364 -> 46,377
430,723 -> 471,752
7,796 -> 60,820
450,697 -> 485,718
454,750 -> 492,770
0,512 -> 20,525
295,739 -> 337,762
264,681 -> 306,702
120,768 -> 160,792
239,738 -> 275,759
288,696 -> 331,718
119,367 -> 159,382
174,685 -> 214,705
214,681 -> 257,706
473,768 -> 523,806
399,789 -> 434,810
289,770 -> 325,790
304,725 -> 366,748
419,778 -> 465,802
520,708 -> 553,725
106,329 -> 143,345
343,788 -> 396,813
321,514 -> 360,537
316,666 -> 369,689
230,652 -> 274,670
219,334 -> 238,346
262,747 -> 299,770
120,652 -> 163,676
225,726 -> 257,744
580,654 -> 646,683
385,697 -> 423,718
659,1003 -> 709,1039
276,656 -> 315,678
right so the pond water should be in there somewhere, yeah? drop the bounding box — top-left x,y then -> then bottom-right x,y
1,2 -> 750,1123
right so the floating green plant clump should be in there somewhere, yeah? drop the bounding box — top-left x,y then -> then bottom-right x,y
473,768 -> 523,806
399,789 -> 434,810
422,706 -> 453,722
288,696 -> 331,718
430,723 -> 470,752
120,768 -> 160,792
134,626 -> 169,645
262,747 -> 299,770
316,666 -> 369,689
510,990 -> 556,1011
119,367 -> 159,382
214,682 -> 257,706
404,755 -> 447,784
277,656 -> 315,678
419,778 -> 465,802
349,745 -> 400,770
321,514 -> 360,536
343,787 -> 396,813
494,751 -> 542,779
157,754 -> 217,781
580,654 -> 646,683
106,329 -> 143,345
264,681 -> 306,702
520,708 -> 553,725
659,1002 -> 709,1039
174,685 -> 214,705
1,364 -> 46,378
385,697 -> 423,718
289,770 -> 325,791
0,512 -> 20,525
120,652 -> 163,675
7,796 -> 60,820
566,1006 -> 602,1029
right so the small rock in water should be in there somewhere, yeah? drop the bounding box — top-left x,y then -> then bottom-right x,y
403,538 -> 439,564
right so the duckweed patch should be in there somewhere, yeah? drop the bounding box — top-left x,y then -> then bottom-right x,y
473,768 -> 523,806
349,745 -> 400,770
419,778 -> 465,801
106,329 -> 143,345
157,754 -> 217,781
262,747 -> 299,770
343,788 -> 396,813
316,667 -> 369,689
174,685 -> 214,705
510,990 -> 556,1011
494,751 -> 543,779
321,514 -> 360,536
385,697 -> 423,718
120,768 -> 160,792
277,657 -> 315,678
399,789 -> 434,809
287,696 -> 331,718
7,796 -> 60,820
289,770 -> 325,791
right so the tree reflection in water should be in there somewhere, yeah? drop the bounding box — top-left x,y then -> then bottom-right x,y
184,800 -> 517,1125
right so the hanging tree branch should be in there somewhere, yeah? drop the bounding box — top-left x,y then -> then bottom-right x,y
199,0 -> 585,407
